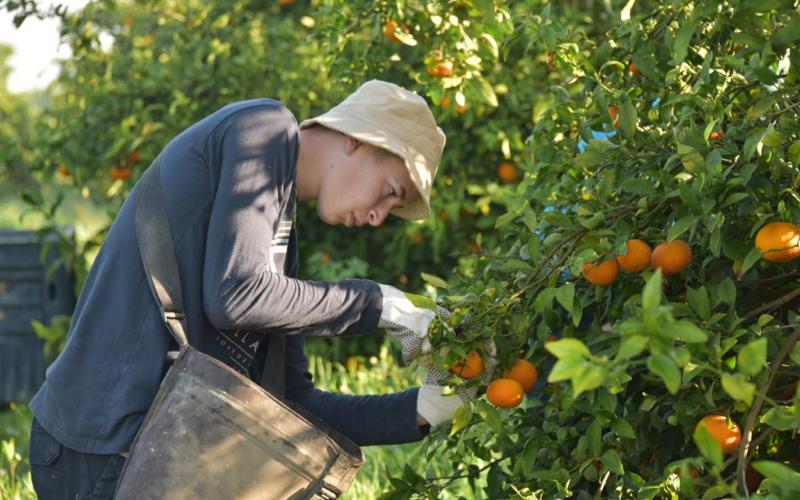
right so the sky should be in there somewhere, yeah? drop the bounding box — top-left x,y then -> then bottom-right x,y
0,0 -> 89,93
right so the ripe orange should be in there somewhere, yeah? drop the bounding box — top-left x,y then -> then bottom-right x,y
650,240 -> 692,275
456,105 -> 466,115
278,0 -> 296,5
629,62 -> 640,75
439,95 -> 451,109
695,415 -> 741,455
383,20 -> 401,43
124,149 -> 141,164
506,359 -> 538,392
110,165 -> 132,181
450,351 -> 484,379
57,164 -> 71,177
437,60 -> 454,77
709,131 -> 722,141
608,105 -> 621,128
486,378 -> 524,408
616,239 -> 652,272
497,162 -> 517,183
410,233 -> 424,245
755,221 -> 800,262
582,259 -> 619,286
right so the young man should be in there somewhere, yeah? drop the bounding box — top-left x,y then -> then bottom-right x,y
28,80 -> 470,499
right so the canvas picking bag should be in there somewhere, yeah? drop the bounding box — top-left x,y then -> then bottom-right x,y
114,157 -> 364,499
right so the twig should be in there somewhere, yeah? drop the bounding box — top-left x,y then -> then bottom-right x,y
739,272 -> 800,287
736,323 -> 800,496
741,288 -> 800,322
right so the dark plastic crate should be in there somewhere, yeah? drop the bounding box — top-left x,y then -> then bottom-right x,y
0,229 -> 76,404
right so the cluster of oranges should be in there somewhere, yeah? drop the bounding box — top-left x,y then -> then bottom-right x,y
110,150 -> 141,181
450,353 -> 538,409
382,20 -> 454,80
582,239 -> 692,286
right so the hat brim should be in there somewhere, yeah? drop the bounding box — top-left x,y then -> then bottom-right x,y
300,115 -> 431,220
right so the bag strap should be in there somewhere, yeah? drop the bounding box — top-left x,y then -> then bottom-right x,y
134,156 -> 286,396
134,155 -> 190,350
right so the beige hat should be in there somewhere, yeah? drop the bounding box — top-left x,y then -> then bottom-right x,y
299,80 -> 446,220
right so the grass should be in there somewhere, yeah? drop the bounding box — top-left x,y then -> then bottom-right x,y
0,339 -> 480,499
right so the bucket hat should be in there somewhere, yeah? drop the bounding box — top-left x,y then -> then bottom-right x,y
299,80 -> 446,220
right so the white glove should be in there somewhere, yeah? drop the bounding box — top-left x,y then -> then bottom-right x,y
378,284 -> 443,364
417,340 -> 497,427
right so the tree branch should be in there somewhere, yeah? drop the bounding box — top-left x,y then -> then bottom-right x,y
736,322 -> 800,496
741,288 -> 800,322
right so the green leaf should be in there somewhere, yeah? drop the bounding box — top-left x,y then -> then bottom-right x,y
642,269 -> 663,315
671,21 -> 697,65
659,320 -> 708,343
500,259 -> 534,272
545,338 -> 591,359
612,418 -> 636,439
548,356 -> 584,382
752,461 -> 800,491
523,211 -> 538,233
647,353 -> 681,394
572,363 -> 606,395
495,210 -> 519,228
420,273 -> 448,289
720,192 -> 749,208
620,101 -> 637,138
789,141 -> 800,167
588,418 -> 602,456
404,292 -> 438,311
555,283 -> 575,313
476,400 -> 503,433
392,29 -> 418,46
740,246 -> 763,276
737,338 -> 767,376
616,335 -> 649,361
721,373 -> 755,406
687,286 -> 711,321
449,403 -> 473,436
761,406 -> 800,431
477,77 -> 498,107
694,425 -> 723,467
668,215 -> 697,241
601,449 -> 624,475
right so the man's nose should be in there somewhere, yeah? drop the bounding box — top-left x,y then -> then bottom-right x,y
368,201 -> 392,226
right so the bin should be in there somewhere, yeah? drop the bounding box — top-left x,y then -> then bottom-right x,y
0,229 -> 76,405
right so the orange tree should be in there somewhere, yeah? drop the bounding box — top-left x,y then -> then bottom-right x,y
4,0 -> 800,496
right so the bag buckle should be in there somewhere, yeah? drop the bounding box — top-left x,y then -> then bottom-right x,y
163,310 -> 185,321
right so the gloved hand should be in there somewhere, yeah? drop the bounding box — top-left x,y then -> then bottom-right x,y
378,284 -> 448,364
417,340 -> 497,427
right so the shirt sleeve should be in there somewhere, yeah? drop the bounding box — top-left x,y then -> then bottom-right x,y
280,335 -> 430,446
201,102 -> 382,336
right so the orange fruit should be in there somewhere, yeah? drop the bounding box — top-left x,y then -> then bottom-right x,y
278,0 -> 296,5
672,466 -> 699,479
608,105 -> 621,128
486,378 -> 524,408
439,95 -> 451,109
582,259 -> 619,286
695,415 -> 741,455
124,150 -> 141,164
456,105 -> 466,115
629,62 -> 640,75
450,351 -> 484,379
437,60 -> 454,77
616,239 -> 652,272
506,359 -> 538,392
710,130 -> 722,141
110,165 -> 132,181
650,240 -> 692,275
497,162 -> 518,183
755,221 -> 800,262
383,20 -> 400,43
57,164 -> 71,177
410,233 -> 424,245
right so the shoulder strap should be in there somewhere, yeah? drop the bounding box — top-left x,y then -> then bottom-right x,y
134,156 -> 189,350
134,155 -> 286,396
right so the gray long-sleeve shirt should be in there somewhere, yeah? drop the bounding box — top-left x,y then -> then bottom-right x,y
30,99 -> 426,454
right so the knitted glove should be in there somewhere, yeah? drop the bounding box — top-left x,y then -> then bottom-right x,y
378,284 -> 448,364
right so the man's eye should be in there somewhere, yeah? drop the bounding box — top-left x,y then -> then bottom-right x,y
388,185 -> 396,197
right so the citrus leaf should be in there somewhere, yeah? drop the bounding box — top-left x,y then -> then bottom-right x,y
612,418 -> 636,439
572,363 -> 606,395
642,269 -> 662,315
555,283 -> 575,313
404,292 -> 438,311
601,449 -> 625,475
545,338 -> 591,360
760,406 -> 800,431
667,215 -> 698,241
752,461 -> 800,491
659,320 -> 708,343
647,353 -> 680,394
671,21 -> 697,65
420,273 -> 448,289
721,373 -> 755,406
737,338 -> 767,376
694,425 -> 724,467
616,335 -> 649,361
620,101 -> 637,138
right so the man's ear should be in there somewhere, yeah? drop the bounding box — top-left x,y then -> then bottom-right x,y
343,136 -> 363,155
